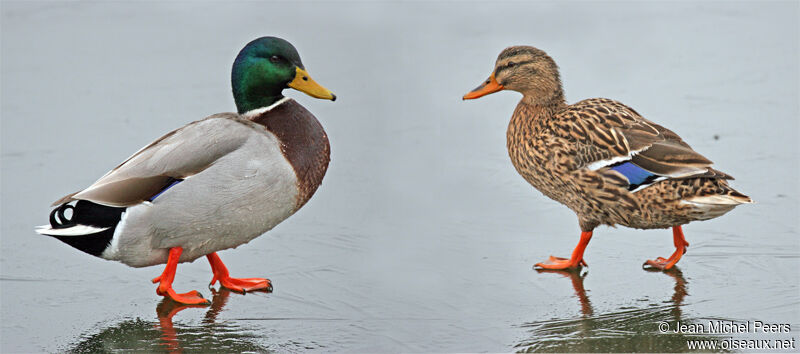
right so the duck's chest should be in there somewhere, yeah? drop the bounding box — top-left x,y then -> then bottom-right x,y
506,105 -> 553,178
248,99 -> 330,210
505,103 -> 574,199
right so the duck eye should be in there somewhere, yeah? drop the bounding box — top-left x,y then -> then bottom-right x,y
269,55 -> 282,63
507,61 -> 516,68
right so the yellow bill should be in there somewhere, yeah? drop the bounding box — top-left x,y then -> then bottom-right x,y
288,67 -> 336,101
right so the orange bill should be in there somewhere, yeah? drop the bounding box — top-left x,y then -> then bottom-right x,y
463,72 -> 504,100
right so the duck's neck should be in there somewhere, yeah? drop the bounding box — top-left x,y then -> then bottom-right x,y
242,96 -> 291,118
231,63 -> 288,114
515,91 -> 567,124
520,86 -> 567,108
235,93 -> 285,114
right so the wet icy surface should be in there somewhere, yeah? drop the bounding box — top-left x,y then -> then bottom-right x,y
2,1 -> 798,352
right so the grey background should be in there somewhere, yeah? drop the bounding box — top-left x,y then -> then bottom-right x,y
2,1 -> 798,352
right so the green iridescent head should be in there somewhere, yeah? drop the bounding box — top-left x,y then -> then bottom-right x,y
231,36 -> 335,113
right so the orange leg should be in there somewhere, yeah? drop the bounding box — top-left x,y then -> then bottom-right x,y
151,247 -> 210,305
207,252 -> 272,293
644,226 -> 690,270
534,231 -> 592,270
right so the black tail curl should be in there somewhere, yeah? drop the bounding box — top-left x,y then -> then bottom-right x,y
48,201 -> 126,229
49,203 -> 76,229
43,200 -> 126,258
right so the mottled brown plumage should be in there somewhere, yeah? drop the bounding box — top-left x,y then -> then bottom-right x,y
464,45 -> 752,270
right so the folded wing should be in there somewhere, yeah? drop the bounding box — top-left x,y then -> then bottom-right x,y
561,99 -> 731,191
53,114 -> 251,207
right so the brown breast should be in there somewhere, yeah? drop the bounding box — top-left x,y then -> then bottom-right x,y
248,99 -> 330,210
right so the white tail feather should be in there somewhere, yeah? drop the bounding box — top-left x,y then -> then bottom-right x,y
35,225 -> 110,236
684,194 -> 753,205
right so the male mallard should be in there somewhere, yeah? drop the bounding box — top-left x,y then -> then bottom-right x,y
463,46 -> 752,270
36,37 -> 336,304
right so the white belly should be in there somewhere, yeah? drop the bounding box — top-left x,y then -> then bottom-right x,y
103,132 -> 299,267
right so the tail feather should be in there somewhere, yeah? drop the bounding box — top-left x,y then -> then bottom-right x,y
36,200 -> 125,258
48,203 -> 77,229
679,186 -> 752,220
685,194 -> 753,206
35,224 -> 110,236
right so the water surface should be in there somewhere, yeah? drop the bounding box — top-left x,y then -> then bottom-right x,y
2,1 -> 798,352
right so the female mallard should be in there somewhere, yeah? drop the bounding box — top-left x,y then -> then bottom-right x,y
35,37 -> 336,304
463,46 -> 752,271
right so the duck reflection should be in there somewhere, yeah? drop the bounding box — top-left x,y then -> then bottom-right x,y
155,287 -> 234,352
535,269 -> 593,317
644,267 -> 688,319
68,288 -> 270,353
516,267 -> 715,352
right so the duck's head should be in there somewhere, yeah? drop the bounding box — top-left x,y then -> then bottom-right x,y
232,36 -> 335,113
463,46 -> 564,105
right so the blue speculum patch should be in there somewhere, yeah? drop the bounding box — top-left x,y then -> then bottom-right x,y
609,162 -> 659,190
148,178 -> 183,201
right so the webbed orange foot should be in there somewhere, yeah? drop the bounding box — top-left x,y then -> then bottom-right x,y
212,276 -> 272,293
152,247 -> 211,305
207,252 -> 273,294
534,255 -> 587,270
643,247 -> 686,270
643,225 -> 689,271
158,288 -> 210,305
534,231 -> 593,271
643,254 -> 682,270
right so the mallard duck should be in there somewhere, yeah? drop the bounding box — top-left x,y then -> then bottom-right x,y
463,46 -> 752,270
35,36 -> 336,304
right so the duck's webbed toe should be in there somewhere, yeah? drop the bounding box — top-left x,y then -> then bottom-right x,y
642,226 -> 689,271
157,288 -> 211,305
207,252 -> 273,293
214,276 -> 273,293
152,247 -> 211,305
533,231 -> 593,270
534,255 -> 587,270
